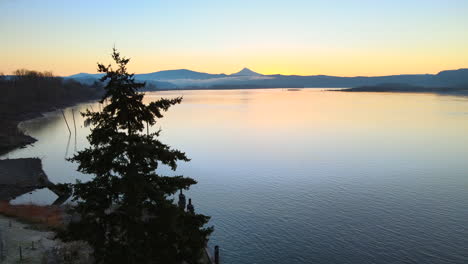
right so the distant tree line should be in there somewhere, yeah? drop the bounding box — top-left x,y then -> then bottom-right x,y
0,69 -> 102,117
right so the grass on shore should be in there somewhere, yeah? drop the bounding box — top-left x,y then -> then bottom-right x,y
0,201 -> 65,230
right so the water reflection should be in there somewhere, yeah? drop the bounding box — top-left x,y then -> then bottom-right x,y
64,134 -> 71,159
2,89 -> 468,264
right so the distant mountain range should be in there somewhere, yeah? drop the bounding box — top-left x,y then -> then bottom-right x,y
66,68 -> 468,90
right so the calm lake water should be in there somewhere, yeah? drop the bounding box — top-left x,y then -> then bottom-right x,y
3,89 -> 468,263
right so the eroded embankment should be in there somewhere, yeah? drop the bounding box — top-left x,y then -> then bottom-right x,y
0,158 -> 53,200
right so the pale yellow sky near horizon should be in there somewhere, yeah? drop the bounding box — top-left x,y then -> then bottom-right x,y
3,46 -> 467,77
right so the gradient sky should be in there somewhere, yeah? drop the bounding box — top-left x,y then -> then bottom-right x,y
1,0 -> 468,76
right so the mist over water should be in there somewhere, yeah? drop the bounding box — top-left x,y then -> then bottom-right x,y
3,89 -> 468,264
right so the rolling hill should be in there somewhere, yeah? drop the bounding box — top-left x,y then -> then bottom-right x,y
66,68 -> 468,90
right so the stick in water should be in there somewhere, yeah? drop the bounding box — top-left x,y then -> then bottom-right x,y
61,110 -> 71,135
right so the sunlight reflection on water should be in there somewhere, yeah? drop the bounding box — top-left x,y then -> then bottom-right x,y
3,89 -> 468,264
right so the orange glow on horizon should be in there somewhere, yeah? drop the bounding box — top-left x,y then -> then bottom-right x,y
2,46 -> 468,77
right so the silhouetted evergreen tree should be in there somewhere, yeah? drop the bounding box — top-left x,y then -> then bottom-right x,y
66,49 -> 212,263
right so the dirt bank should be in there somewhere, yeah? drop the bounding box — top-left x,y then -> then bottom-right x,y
0,119 -> 37,156
0,158 -> 53,201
